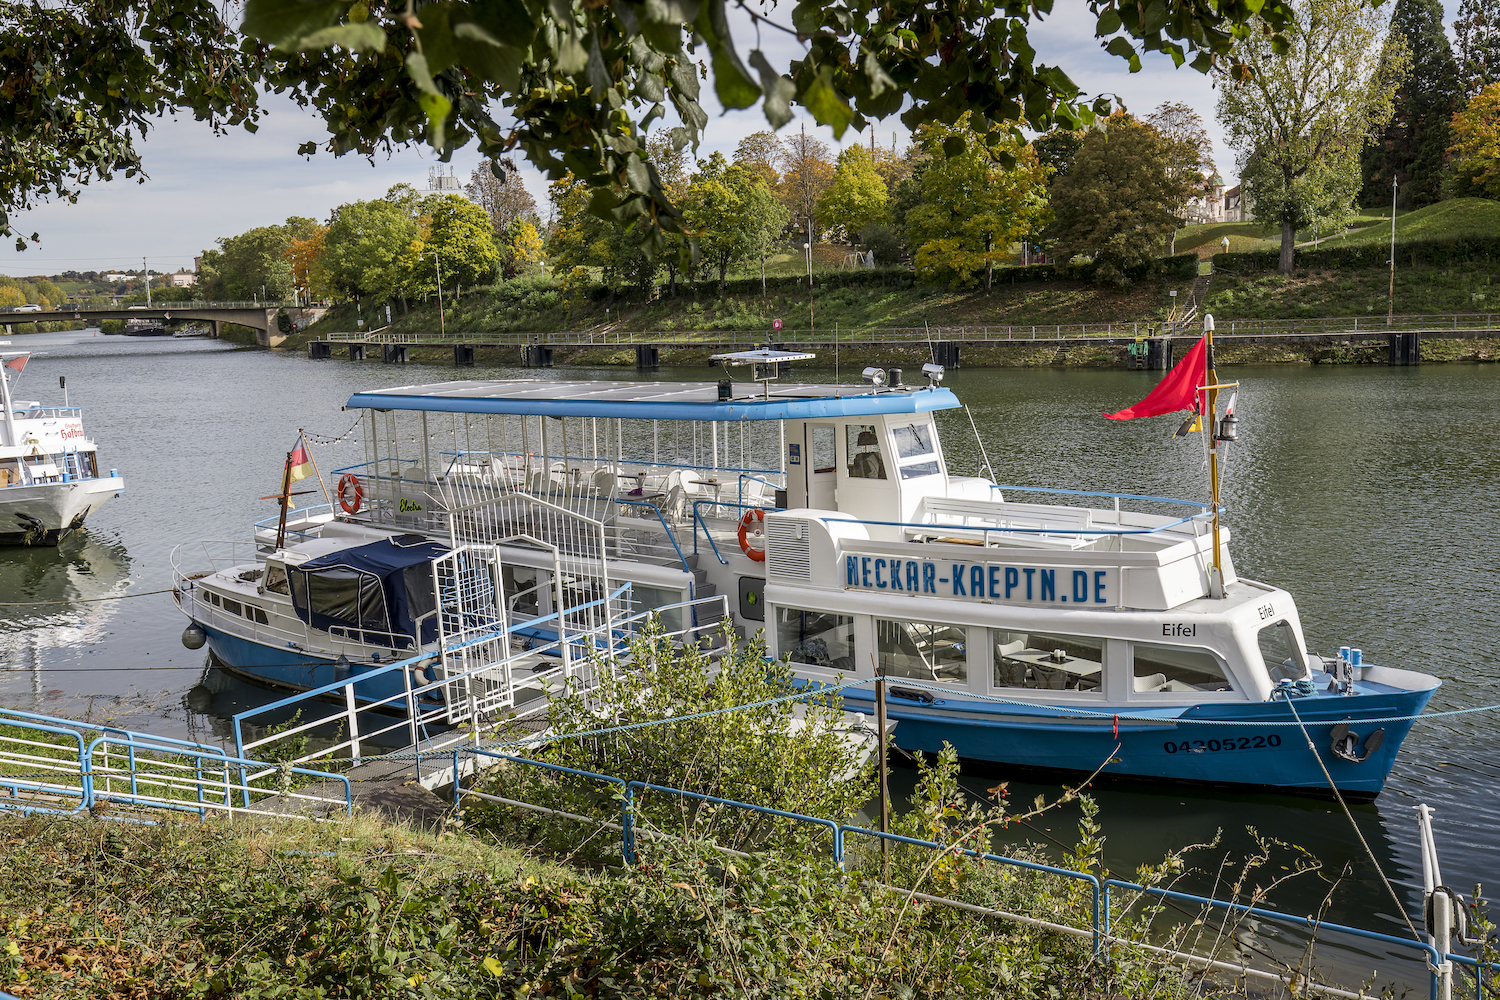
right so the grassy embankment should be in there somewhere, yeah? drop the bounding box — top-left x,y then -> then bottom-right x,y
293,196 -> 1500,367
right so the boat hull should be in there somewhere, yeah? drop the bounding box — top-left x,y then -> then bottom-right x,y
0,476 -> 125,546
839,682 -> 1435,802
198,622 -> 442,711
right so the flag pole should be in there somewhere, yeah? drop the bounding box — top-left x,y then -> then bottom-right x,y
300,428 -> 333,511
274,452 -> 293,552
1204,315 -> 1223,598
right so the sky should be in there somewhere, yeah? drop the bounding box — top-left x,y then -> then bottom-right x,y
0,3 -> 1462,278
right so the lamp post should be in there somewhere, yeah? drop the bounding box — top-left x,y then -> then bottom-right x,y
432,254 -> 445,337
143,257 -> 151,307
1387,177 -> 1398,324
803,241 -> 814,338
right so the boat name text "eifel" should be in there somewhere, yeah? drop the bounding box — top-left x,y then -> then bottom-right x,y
843,555 -> 1112,605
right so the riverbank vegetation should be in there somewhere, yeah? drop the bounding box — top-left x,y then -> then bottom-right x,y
0,622 -> 1356,998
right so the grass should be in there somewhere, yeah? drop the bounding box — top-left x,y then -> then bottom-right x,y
1203,264 -> 1500,319
1299,197 -> 1500,249
1173,220 -> 1276,256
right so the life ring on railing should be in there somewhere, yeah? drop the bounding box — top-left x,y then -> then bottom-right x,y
738,508 -> 767,562
337,473 -> 364,514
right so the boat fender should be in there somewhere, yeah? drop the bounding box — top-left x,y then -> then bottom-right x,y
889,686 -> 934,704
1329,720 -> 1385,763
737,508 -> 767,562
181,625 -> 207,650
337,473 -> 363,514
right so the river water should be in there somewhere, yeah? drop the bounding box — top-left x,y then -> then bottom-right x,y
3,329 -> 1496,989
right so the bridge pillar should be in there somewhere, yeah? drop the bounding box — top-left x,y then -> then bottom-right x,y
210,320 -> 221,339
931,342 -> 961,368
308,342 -> 332,360
382,344 -> 409,364
635,345 -> 660,368
1389,332 -> 1420,366
522,344 -> 553,367
454,344 -> 475,366
349,343 -> 365,361
1146,337 -> 1175,370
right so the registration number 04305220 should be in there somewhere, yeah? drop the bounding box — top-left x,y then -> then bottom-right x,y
1163,735 -> 1282,754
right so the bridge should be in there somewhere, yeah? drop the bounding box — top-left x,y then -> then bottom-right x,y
308,311 -> 1500,368
6,301 -> 329,346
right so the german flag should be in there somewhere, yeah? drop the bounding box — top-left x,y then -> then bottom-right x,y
288,434 -> 314,484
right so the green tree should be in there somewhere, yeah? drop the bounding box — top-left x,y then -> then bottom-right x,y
322,199 -> 421,303
906,116 -> 1049,293
1032,129 -> 1084,185
0,286 -> 23,309
816,145 -> 888,241
1217,0 -> 1406,274
204,218 -> 312,300
1446,83 -> 1500,200
732,131 -> 784,191
1145,103 -> 1217,234
1455,0 -> 1500,99
778,126 -> 834,242
421,195 -> 501,290
683,153 -> 787,294
1043,113 -> 1189,288
1361,0 -> 1462,208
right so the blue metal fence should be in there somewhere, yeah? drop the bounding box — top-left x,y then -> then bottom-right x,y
453,747 -> 1497,1000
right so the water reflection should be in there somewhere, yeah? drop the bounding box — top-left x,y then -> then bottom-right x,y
0,533 -> 132,711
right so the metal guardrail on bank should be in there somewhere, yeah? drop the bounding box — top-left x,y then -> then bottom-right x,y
314,311 -> 1500,348
455,750 -> 1492,1000
0,706 -> 352,820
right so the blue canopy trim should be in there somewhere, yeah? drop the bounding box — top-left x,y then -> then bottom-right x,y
288,537 -> 446,649
345,380 -> 961,422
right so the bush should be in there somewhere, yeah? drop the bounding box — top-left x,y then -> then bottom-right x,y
1214,235 -> 1500,274
857,223 -> 906,265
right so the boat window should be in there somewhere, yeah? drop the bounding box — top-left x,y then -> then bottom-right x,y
811,426 -> 836,474
1132,643 -> 1232,693
222,598 -> 242,617
846,425 -> 887,480
993,630 -> 1102,692
893,422 -> 942,480
262,563 -> 291,596
208,592 -> 221,607
249,606 -> 269,625
776,607 -> 855,672
502,565 -> 541,619
289,568 -> 391,637
1257,620 -> 1308,683
620,583 -> 683,633
877,619 -> 967,683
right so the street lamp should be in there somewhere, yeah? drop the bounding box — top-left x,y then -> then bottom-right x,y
432,254 -> 445,337
803,241 -> 814,338
1387,176 -> 1398,323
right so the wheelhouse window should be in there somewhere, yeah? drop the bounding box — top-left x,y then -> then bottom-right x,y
1257,620 -> 1308,682
262,563 -> 291,596
619,583 -> 684,633
993,630 -> 1102,692
846,425 -> 887,480
877,619 -> 967,683
892,422 -> 942,480
288,568 -> 394,643
1132,643 -> 1232,693
777,607 -> 855,672
811,425 -> 836,474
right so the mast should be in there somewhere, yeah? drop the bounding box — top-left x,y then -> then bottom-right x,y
1204,315 -> 1224,598
0,354 -> 17,449
274,451 -> 293,551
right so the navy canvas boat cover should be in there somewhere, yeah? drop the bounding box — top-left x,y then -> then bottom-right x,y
287,537 -> 445,649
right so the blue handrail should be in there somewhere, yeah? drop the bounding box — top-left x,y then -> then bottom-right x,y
691,498 -> 779,565
613,499 -> 689,572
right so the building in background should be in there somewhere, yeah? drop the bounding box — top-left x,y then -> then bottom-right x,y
168,272 -> 197,288
428,166 -> 465,198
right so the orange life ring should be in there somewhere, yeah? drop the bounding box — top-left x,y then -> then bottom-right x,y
337,473 -> 363,514
738,508 -> 767,562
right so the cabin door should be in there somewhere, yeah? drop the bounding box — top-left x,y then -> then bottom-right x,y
805,423 -> 837,510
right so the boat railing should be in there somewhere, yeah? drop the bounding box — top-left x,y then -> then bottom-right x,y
252,503 -> 335,546
610,499 -> 689,572
11,406 -> 82,419
230,594 -> 733,782
693,498 -> 780,565
170,540 -> 263,584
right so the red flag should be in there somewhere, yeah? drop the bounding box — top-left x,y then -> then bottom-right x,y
2,355 -> 26,373
287,434 -> 314,484
1104,336 -> 1207,420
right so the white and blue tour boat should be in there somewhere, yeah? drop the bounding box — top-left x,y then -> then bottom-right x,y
0,350 -> 125,545
172,336 -> 1437,800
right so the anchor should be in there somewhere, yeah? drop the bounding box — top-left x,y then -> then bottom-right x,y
1329,719 -> 1386,763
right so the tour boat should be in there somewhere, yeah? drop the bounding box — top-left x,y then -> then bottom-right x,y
0,351 -> 126,545
171,342 -> 1438,799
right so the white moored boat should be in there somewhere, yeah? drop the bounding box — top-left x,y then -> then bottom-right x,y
0,351 -> 125,546
172,344 -> 1438,800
